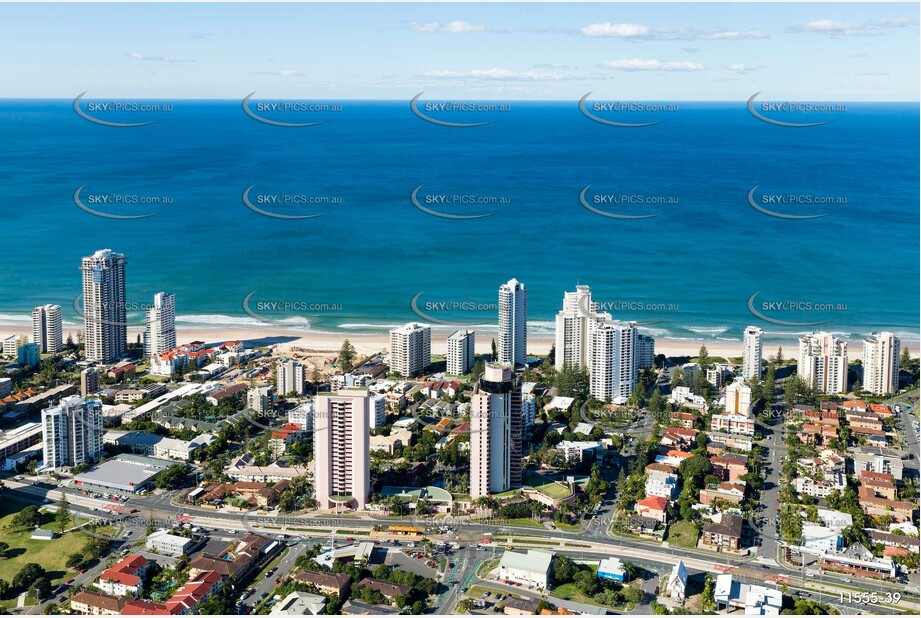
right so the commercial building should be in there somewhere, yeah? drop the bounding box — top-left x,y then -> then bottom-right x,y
589,320 -> 637,404
276,359 -> 305,396
42,395 -> 103,469
470,362 -> 522,498
73,453 -> 172,494
498,278 -> 527,369
81,248 -> 128,363
32,304 -> 62,354
0,422 -> 43,467
145,529 -> 195,557
447,329 -> 475,375
715,574 -> 782,615
388,322 -> 431,377
862,332 -> 900,396
724,377 -> 752,416
798,332 -> 848,395
742,326 -> 763,380
313,388 -> 371,509
497,549 -> 553,589
143,292 -> 176,356
597,557 -> 626,582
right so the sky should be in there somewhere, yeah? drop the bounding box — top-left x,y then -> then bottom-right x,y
0,2 -> 918,100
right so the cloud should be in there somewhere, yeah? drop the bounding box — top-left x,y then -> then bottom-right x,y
580,22 -> 650,38
253,69 -> 306,77
421,68 -> 566,81
789,17 -> 912,36
600,58 -> 706,72
533,62 -> 576,70
682,47 -> 702,54
578,23 -> 766,40
128,52 -> 193,63
409,20 -> 486,33
724,63 -> 764,74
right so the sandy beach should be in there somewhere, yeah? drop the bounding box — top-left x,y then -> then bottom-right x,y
0,321 -> 872,361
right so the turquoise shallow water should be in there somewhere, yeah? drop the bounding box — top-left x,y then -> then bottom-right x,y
0,99 -> 917,346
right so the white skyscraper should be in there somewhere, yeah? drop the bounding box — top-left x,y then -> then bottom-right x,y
32,304 -> 63,354
389,322 -> 431,377
862,332 -> 900,396
144,292 -> 176,356
498,278 -> 527,369
276,359 -> 306,396
589,321 -> 637,404
370,394 -> 387,429
470,362 -> 522,498
81,249 -> 127,363
313,388 -> 371,510
553,285 -> 612,371
42,395 -> 104,470
798,332 -> 848,395
742,326 -> 763,380
447,329 -> 475,375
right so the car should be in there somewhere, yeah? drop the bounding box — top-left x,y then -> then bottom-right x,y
482,592 -> 489,598
461,587 -> 468,593
346,537 -> 354,542
841,578 -> 851,583
449,562 -> 455,568
66,578 -> 75,584
274,578 -> 280,584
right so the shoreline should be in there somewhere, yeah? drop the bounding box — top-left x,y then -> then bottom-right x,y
0,321 -> 889,360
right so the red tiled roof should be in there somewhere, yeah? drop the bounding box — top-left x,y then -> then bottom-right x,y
101,554 -> 147,588
637,496 -> 669,511
121,599 -> 169,615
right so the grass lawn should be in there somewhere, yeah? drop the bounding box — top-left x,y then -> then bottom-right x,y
0,500 -> 90,608
666,520 -> 700,548
503,518 -> 545,528
522,470 -> 571,500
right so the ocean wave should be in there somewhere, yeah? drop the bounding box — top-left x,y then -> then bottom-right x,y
685,326 -> 729,335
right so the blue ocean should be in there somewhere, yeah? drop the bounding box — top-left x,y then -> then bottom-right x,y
0,98 -> 918,347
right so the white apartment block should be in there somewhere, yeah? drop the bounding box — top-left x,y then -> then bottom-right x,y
446,329 -> 475,375
2,334 -> 19,357
862,331 -> 900,396
588,321 -> 637,404
498,278 -> 527,369
470,362 -> 522,498
313,388 -> 371,509
742,326 -> 763,380
145,529 -> 194,557
710,413 -> 756,436
32,304 -> 63,354
81,249 -> 128,363
798,332 -> 848,394
554,285 -> 609,371
276,359 -> 305,396
369,394 -> 386,429
143,292 -> 176,356
388,322 -> 431,377
724,377 -> 753,416
42,395 -> 104,470
521,382 -> 537,428
288,401 -> 314,431
247,385 -> 273,414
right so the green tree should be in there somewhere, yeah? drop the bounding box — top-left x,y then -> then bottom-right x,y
12,563 -> 45,591
701,572 -> 715,612
339,340 -> 356,373
57,494 -> 71,532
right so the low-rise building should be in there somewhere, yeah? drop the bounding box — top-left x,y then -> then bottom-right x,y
497,549 -> 554,589
145,529 -> 195,557
702,513 -> 743,550
597,557 -> 626,582
95,554 -> 149,597
70,590 -> 126,615
710,413 -> 755,436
